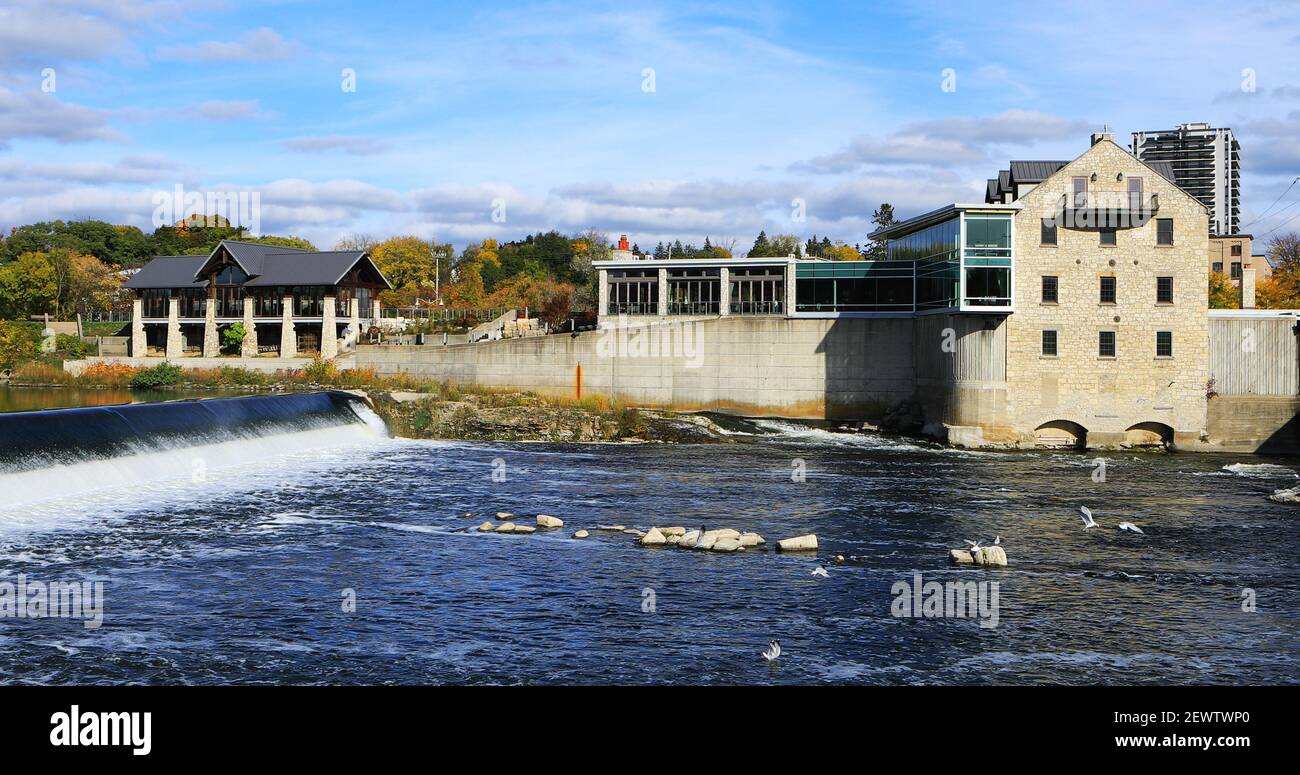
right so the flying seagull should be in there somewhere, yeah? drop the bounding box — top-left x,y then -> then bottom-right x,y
963,539 -> 983,553
1117,522 -> 1145,534
811,566 -> 829,578
1079,506 -> 1098,529
761,640 -> 782,662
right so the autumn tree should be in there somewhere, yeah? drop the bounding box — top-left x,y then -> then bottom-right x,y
371,236 -> 440,295
1208,270 -> 1239,309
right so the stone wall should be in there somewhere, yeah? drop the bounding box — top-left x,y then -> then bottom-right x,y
1004,139 -> 1211,448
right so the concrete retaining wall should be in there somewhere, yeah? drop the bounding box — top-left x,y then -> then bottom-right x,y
1207,395 -> 1300,453
356,316 -> 918,419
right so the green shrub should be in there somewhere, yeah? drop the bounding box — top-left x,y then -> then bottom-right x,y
129,361 -> 184,388
55,333 -> 88,359
221,322 -> 246,353
0,321 -> 40,369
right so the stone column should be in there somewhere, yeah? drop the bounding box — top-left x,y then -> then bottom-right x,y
202,298 -> 219,357
165,297 -> 183,359
657,266 -> 668,317
1242,267 -> 1256,309
349,297 -> 361,332
718,267 -> 730,316
241,300 -> 259,358
280,295 -> 297,358
321,295 -> 338,360
784,261 -> 796,316
597,269 -> 609,320
371,299 -> 381,323
131,297 -> 146,357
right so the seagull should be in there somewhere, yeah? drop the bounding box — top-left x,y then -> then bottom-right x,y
963,539 -> 983,553
1079,506 -> 1098,529
1117,522 -> 1145,534
992,536 -> 1001,545
811,566 -> 829,578
694,524 -> 706,548
761,640 -> 781,662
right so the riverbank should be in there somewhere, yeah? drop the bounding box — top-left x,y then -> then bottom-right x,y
1,358 -> 741,443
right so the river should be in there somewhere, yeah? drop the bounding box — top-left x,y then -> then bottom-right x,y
0,393 -> 1296,684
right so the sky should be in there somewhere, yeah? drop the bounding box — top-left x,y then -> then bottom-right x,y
1,0 -> 1298,252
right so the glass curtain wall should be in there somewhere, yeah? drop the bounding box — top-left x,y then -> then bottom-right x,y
667,268 -> 720,315
888,217 -> 959,311
794,261 -> 914,313
607,269 -> 659,315
729,267 -> 784,314
962,212 -> 1013,308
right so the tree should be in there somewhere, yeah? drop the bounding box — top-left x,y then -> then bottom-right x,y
865,203 -> 896,258
65,251 -> 123,316
371,236 -> 439,292
222,322 -> 247,353
334,233 -> 378,251
0,252 -> 58,318
748,230 -> 773,257
0,321 -> 40,369
768,234 -> 800,257
1208,271 -> 1239,309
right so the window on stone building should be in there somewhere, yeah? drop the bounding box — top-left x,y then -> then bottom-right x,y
1041,218 -> 1057,245
1231,262 -> 1242,280
1041,330 -> 1058,357
1099,228 -> 1117,246
1073,176 -> 1088,208
1041,276 -> 1058,303
1099,330 -> 1116,358
1156,219 -> 1174,246
1156,331 -> 1173,358
1212,262 -> 1223,274
1231,244 -> 1242,256
1156,276 -> 1173,304
1100,276 -> 1116,304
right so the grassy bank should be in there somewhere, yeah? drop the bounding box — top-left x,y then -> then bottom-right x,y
5,357 -> 705,442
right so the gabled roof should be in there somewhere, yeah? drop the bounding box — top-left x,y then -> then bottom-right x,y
209,240 -> 310,278
1008,161 -> 1069,184
122,255 -> 209,289
242,250 -> 384,287
986,178 -> 999,200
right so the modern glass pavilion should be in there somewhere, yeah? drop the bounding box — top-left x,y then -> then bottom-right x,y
593,203 -> 1018,321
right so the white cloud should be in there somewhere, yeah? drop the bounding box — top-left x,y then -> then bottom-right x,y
184,100 -> 264,121
157,27 -> 300,63
0,88 -> 122,147
280,136 -> 392,156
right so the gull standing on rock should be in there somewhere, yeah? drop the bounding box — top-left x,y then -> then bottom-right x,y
1079,506 -> 1098,529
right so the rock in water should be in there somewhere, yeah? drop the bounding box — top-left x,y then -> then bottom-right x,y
496,522 -> 517,533
496,511 -> 515,520
596,524 -> 626,531
623,528 -> 645,537
641,527 -> 667,546
949,548 -> 974,564
572,529 -> 590,539
477,522 -> 496,532
678,530 -> 700,547
1269,485 -> 1300,504
739,532 -> 765,547
703,528 -> 740,541
512,525 -> 537,534
973,546 -> 1008,567
660,527 -> 687,537
776,534 -> 818,552
536,515 -> 564,528
711,537 -> 742,552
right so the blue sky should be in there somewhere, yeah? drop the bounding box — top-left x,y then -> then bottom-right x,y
2,0 -> 1298,250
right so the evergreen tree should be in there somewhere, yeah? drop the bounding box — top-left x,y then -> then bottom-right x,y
866,203 -> 897,259
748,230 -> 772,257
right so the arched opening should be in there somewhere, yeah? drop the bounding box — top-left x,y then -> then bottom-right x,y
1124,422 -> 1174,448
1034,420 -> 1088,449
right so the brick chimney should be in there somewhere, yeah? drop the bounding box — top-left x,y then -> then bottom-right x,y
618,234 -> 630,251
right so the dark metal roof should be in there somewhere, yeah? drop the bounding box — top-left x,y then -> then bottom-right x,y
1008,161 -> 1068,183
241,251 -> 383,287
218,240 -> 309,277
986,178 -> 999,200
122,255 -> 209,289
1145,160 -> 1177,183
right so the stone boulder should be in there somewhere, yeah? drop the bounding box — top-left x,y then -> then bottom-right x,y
776,534 -> 818,552
496,511 -> 515,520
972,546 -> 1008,567
661,527 -> 687,537
496,522 -> 517,533
711,537 -> 742,552
949,549 -> 974,564
739,532 -> 765,547
477,522 -> 496,532
512,525 -> 537,534
572,529 -> 590,539
703,528 -> 740,541
641,527 -> 667,546
536,515 -> 564,528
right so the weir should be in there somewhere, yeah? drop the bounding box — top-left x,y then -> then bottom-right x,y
0,391 -> 385,474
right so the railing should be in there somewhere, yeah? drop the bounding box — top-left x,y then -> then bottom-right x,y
607,302 -> 658,316
729,300 -> 784,315
667,301 -> 719,315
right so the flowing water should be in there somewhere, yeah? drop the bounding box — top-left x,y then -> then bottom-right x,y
0,394 -> 1296,685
